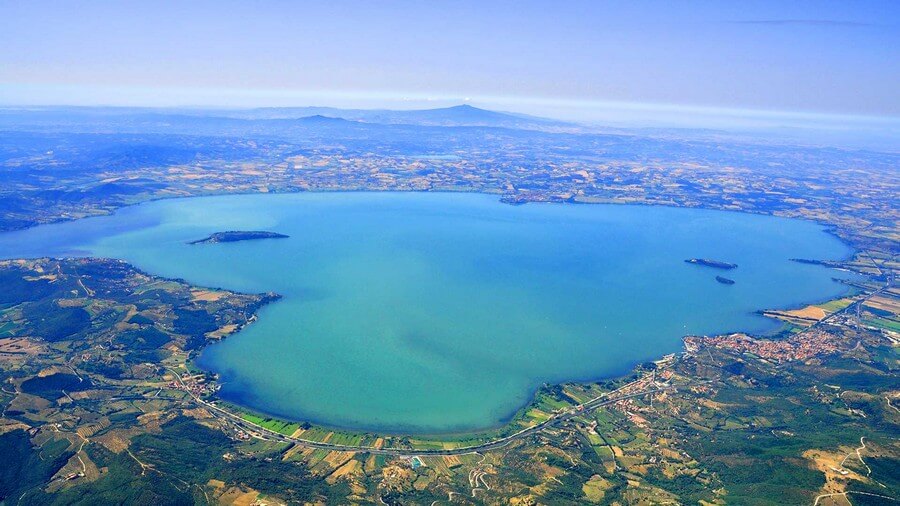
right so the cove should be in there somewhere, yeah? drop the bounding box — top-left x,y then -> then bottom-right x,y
0,192 -> 856,433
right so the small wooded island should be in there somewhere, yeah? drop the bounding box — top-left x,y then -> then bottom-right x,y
187,231 -> 289,245
685,258 -> 738,270
715,275 -> 736,285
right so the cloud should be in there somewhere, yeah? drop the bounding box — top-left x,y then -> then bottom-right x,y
731,19 -> 876,27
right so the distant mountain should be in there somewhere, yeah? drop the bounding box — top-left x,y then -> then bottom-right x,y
0,104 -> 575,132
293,114 -> 354,124
346,104 -> 560,128
223,104 -> 575,131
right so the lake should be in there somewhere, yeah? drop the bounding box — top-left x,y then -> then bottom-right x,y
0,192 -> 856,433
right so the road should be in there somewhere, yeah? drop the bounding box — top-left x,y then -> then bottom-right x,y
169,368 -> 672,457
791,277 -> 893,338
160,270 -> 892,458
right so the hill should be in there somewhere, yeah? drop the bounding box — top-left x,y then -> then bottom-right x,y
215,104 -> 573,130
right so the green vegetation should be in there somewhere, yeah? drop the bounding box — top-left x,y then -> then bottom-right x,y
0,108 -> 897,506
22,300 -> 91,342
187,231 -> 289,245
20,373 -> 91,398
0,269 -> 54,304
865,317 -> 900,332
817,298 -> 855,313
0,430 -> 74,504
37,446 -> 195,506
173,308 -> 220,349
240,414 -> 301,436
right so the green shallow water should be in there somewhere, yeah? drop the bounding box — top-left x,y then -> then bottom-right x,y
0,192 -> 856,433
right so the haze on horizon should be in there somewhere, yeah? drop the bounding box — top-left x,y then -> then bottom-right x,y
1,0 -> 898,129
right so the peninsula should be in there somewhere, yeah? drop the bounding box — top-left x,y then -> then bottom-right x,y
0,105 -> 896,506
187,230 -> 289,245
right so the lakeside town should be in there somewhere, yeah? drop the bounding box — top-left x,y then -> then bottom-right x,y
0,107 -> 897,504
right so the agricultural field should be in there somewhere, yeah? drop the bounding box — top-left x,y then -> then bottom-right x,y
0,110 -> 896,504
0,252 -> 897,504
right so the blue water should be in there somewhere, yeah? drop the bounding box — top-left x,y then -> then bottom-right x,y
0,192 -> 856,433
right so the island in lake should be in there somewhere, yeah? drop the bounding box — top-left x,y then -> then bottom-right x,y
685,258 -> 738,269
715,275 -> 735,285
188,231 -> 289,245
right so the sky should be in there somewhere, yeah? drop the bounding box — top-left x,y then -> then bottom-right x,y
1,0 -> 898,123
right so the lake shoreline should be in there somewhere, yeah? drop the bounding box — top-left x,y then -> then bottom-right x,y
0,191 -> 860,435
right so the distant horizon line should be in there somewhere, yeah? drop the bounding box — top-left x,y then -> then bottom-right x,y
2,82 -> 899,124
2,100 -> 899,125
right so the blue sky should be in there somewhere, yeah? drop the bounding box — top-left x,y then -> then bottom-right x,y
1,0 -> 898,121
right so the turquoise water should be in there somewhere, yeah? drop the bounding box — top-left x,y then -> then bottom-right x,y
0,192 -> 855,433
